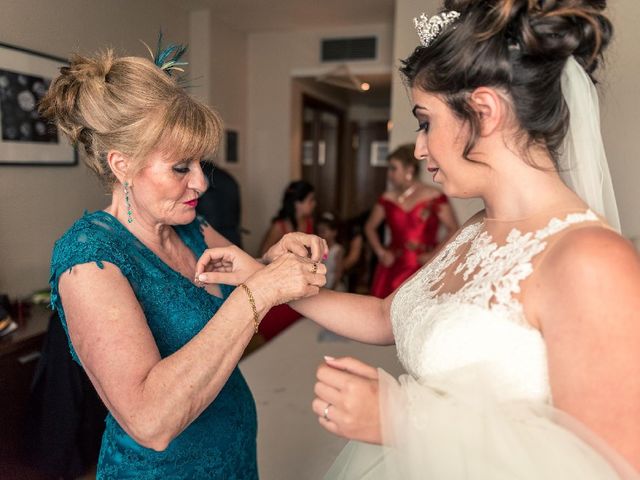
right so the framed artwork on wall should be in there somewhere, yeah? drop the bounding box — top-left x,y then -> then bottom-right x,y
369,140 -> 389,167
0,42 -> 77,166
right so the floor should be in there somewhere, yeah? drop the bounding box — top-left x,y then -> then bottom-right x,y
240,319 -> 402,479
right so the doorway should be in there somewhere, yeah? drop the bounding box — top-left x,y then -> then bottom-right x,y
300,95 -> 344,216
293,73 -> 391,221
292,74 -> 391,293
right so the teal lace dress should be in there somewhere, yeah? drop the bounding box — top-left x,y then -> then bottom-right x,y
50,211 -> 258,479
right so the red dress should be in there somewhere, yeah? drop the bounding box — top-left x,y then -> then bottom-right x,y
258,217 -> 314,340
370,194 -> 448,298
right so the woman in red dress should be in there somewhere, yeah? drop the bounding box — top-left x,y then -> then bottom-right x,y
365,144 -> 458,298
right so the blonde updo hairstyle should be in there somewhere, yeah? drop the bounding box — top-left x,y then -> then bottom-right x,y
39,49 -> 223,188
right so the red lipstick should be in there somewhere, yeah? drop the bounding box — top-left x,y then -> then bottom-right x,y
184,199 -> 198,208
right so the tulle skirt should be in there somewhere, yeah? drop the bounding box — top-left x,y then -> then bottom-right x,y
325,369 -> 639,480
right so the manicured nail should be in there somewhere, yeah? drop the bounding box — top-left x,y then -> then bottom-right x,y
322,253 -> 328,260
198,274 -> 207,282
324,355 -> 335,362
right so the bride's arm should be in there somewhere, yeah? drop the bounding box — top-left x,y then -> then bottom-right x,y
195,238 -> 394,345
534,227 -> 640,472
289,290 -> 395,345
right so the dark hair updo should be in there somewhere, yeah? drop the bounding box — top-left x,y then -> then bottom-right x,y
274,180 -> 315,230
400,0 -> 612,166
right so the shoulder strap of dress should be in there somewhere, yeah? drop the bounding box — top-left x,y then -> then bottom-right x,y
534,210 -> 602,241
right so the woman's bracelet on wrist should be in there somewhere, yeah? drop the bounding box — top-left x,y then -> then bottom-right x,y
239,283 -> 260,334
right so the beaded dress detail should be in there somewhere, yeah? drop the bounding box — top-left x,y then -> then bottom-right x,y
50,211 -> 257,480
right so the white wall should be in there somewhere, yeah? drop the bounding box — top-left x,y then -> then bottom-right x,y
189,9 -> 249,235
390,0 -> 640,232
0,0 -> 189,298
600,2 -> 640,239
245,23 -> 394,254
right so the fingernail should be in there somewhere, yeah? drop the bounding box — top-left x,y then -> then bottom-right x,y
324,355 -> 335,362
198,274 -> 206,281
323,254 -> 328,260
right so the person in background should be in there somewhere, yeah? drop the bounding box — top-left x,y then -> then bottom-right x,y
41,49 -> 326,479
196,163 -> 243,247
339,210 -> 377,293
258,180 -> 317,340
365,143 -> 458,298
316,212 -> 345,291
260,180 -> 316,255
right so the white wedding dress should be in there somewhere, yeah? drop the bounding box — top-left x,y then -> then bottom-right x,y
325,209 -> 638,479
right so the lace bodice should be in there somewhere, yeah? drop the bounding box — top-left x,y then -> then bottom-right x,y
391,210 -> 600,403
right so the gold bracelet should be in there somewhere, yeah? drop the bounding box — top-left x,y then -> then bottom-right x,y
239,283 -> 260,334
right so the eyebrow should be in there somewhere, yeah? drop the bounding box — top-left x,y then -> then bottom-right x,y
411,105 -> 428,117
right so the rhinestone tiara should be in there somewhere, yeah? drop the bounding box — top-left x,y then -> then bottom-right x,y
414,11 -> 461,47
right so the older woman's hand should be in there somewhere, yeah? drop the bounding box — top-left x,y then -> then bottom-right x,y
246,252 -> 327,308
195,245 -> 263,286
263,232 -> 328,264
312,356 -> 382,445
196,246 -> 327,307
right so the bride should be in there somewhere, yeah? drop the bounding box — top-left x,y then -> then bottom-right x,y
196,0 -> 640,476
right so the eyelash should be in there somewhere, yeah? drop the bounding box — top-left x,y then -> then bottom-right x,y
415,121 -> 430,133
173,165 -> 190,174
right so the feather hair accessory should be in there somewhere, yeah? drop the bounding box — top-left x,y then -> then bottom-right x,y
141,31 -> 188,76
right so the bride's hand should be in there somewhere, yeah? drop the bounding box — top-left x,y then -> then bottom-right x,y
263,232 -> 328,264
195,245 -> 263,286
312,356 -> 381,445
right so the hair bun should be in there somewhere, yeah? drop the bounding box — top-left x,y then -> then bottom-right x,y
64,49 -> 114,83
519,0 -> 611,74
39,50 -> 115,146
444,0 -> 611,75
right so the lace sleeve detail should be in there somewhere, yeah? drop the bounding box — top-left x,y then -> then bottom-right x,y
49,213 -> 132,362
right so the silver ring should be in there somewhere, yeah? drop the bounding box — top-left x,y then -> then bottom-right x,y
323,403 -> 332,421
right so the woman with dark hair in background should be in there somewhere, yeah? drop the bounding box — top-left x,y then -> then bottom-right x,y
197,0 -> 640,477
366,143 -> 458,298
260,180 -> 316,255
258,180 -> 318,340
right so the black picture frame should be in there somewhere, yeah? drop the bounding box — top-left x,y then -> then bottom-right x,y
0,41 -> 77,166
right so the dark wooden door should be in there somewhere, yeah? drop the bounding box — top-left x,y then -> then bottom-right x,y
301,96 -> 344,216
341,120 -> 389,220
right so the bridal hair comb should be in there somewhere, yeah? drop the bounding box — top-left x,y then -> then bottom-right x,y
414,11 -> 461,47
141,31 -> 188,77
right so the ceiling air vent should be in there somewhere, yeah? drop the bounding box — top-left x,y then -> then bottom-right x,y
321,37 -> 377,62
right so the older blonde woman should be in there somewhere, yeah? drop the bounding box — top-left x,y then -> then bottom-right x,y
42,50 -> 326,479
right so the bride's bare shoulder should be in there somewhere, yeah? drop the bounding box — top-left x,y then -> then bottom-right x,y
536,226 -> 640,326
544,226 -> 637,271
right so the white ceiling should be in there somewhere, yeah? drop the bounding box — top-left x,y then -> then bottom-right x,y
171,0 -> 395,32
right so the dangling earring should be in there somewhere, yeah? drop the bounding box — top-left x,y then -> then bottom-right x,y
124,181 -> 133,224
